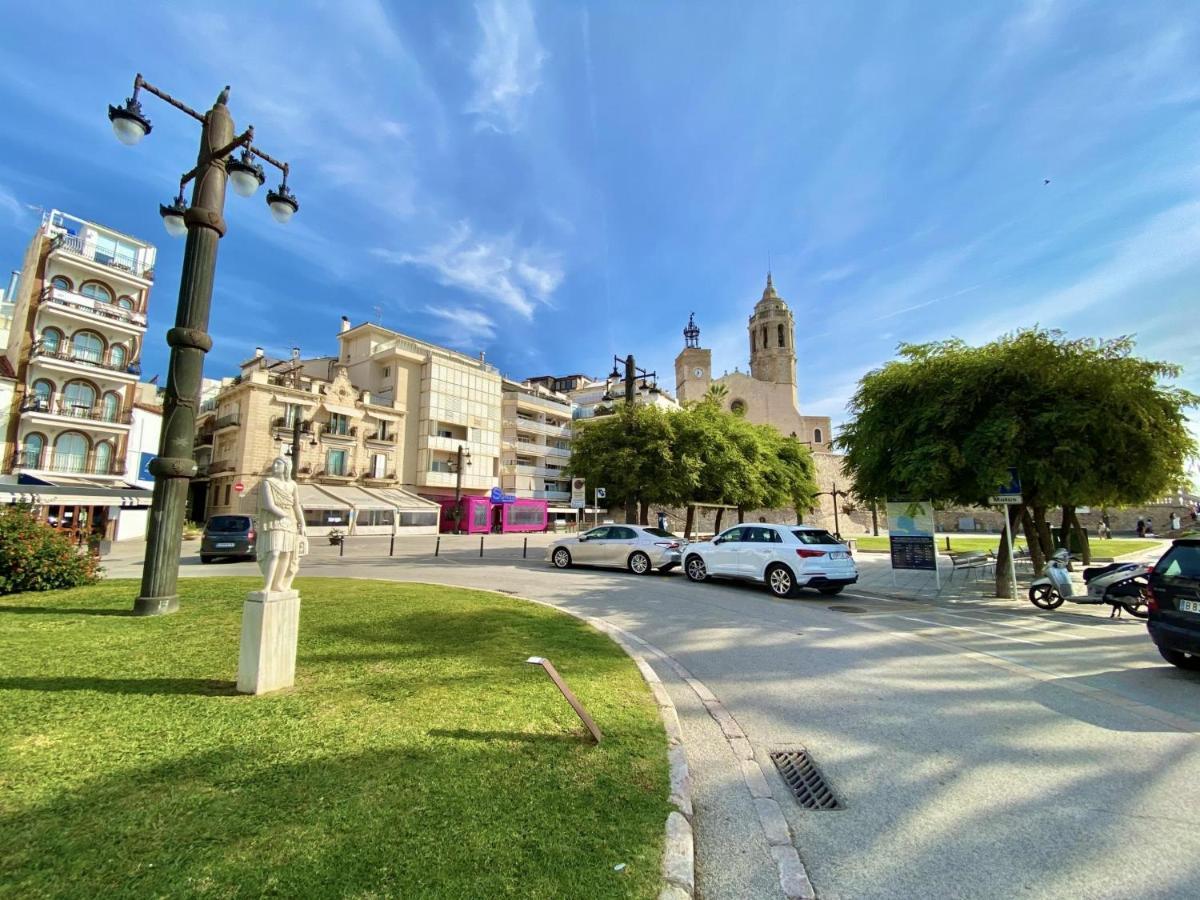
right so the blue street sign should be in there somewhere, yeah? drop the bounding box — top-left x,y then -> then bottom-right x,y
489,486 -> 504,503
998,467 -> 1021,496
138,452 -> 155,482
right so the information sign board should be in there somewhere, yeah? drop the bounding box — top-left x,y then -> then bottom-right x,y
571,477 -> 586,509
886,500 -> 938,572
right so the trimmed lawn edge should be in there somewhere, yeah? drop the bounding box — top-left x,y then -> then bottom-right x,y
396,581 -> 697,900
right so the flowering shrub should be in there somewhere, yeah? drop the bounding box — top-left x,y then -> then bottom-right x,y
0,506 -> 102,595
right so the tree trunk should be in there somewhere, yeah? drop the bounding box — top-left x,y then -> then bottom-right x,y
796,507 -> 804,525
1021,507 -> 1044,574
1033,505 -> 1054,559
871,500 -> 879,536
737,505 -> 745,524
713,507 -> 724,533
684,505 -> 695,540
1065,504 -> 1090,564
639,500 -> 649,526
994,503 -> 1025,599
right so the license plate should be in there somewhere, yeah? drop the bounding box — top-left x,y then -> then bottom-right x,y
830,551 -> 849,560
1181,599 -> 1200,614
216,542 -> 235,549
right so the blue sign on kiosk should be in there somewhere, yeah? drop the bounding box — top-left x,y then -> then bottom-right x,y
489,487 -> 517,504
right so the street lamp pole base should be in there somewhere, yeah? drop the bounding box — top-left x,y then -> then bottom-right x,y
133,594 -> 180,616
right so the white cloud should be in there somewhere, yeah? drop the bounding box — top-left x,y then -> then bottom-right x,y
465,0 -> 546,132
375,222 -> 562,318
424,305 -> 496,347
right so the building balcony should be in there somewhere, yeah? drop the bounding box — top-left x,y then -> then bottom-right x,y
49,232 -> 154,281
38,287 -> 147,335
29,340 -> 141,380
364,430 -> 397,445
503,463 -> 567,478
271,416 -> 313,435
512,392 -> 573,416
19,395 -> 133,429
320,425 -> 357,441
362,472 -> 399,485
316,468 -> 357,483
194,431 -> 215,447
530,490 -> 571,501
194,462 -> 211,478
510,417 -> 572,438
210,460 -> 235,475
11,448 -> 126,477
214,413 -> 241,431
420,434 -> 469,453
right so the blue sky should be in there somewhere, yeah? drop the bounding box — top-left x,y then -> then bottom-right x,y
1,0 -> 1198,445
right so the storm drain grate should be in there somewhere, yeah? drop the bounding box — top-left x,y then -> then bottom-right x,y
770,750 -> 842,810
827,604 -> 867,614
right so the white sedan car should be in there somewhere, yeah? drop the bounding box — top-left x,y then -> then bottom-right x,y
547,525 -> 683,574
683,523 -> 857,598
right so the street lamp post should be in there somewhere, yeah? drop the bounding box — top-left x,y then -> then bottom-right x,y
108,74 -> 298,616
816,482 -> 850,538
452,444 -> 471,534
604,354 -> 658,524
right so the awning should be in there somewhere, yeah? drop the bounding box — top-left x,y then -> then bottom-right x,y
363,407 -> 403,422
321,402 -> 362,418
297,483 -> 348,510
318,485 -> 391,510
0,480 -> 152,508
361,487 -> 440,510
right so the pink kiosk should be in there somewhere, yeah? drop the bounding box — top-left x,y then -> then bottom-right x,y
434,489 -> 548,534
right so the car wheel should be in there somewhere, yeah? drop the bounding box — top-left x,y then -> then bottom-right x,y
766,563 -> 797,598
818,585 -> 844,596
685,555 -> 708,582
628,551 -> 652,575
551,548 -> 572,569
1158,646 -> 1200,671
1028,583 -> 1063,610
1120,599 -> 1149,619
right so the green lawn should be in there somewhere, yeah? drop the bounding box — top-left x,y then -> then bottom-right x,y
850,535 -> 1162,557
0,578 -> 669,899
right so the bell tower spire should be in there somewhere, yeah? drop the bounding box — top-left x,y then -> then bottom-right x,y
748,272 -> 797,398
675,311 -> 711,404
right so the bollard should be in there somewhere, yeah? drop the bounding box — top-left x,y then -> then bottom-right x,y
945,536 -> 951,551
340,536 -> 345,558
479,535 -> 484,557
390,535 -> 395,557
523,537 -> 528,559
435,535 -> 441,557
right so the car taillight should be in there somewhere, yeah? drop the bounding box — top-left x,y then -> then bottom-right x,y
1145,582 -> 1158,613
655,541 -> 681,549
247,529 -> 256,541
796,549 -> 826,559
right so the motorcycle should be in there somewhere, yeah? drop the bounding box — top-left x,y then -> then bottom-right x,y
1028,549 -> 1150,618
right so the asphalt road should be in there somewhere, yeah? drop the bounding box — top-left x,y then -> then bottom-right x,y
107,535 -> 1200,900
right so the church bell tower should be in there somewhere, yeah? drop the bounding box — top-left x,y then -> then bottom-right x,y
674,312 -> 711,404
748,273 -> 797,401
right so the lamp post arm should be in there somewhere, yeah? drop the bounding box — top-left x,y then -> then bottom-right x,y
131,74 -> 206,123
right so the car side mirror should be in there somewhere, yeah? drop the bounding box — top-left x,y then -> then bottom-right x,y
578,535 -> 588,542
713,537 -> 724,545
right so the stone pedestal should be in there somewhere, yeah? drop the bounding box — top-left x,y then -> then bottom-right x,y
237,589 -> 301,695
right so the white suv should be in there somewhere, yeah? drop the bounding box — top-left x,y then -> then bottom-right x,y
683,524 -> 857,598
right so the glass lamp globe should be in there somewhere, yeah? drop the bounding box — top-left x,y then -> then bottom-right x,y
228,168 -> 262,198
266,185 -> 299,224
159,198 -> 187,238
112,116 -> 147,145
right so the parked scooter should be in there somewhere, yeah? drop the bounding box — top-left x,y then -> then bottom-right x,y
1028,549 -> 1150,618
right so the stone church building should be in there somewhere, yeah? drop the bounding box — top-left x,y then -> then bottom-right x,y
671,274 -> 871,535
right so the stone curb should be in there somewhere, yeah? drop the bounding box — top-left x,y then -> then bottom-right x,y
445,587 -> 697,899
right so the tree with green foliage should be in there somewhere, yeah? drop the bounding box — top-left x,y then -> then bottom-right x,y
837,328 -> 1196,597
0,505 -> 102,595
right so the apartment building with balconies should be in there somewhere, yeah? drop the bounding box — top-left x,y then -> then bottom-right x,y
194,348 -> 438,535
500,378 -> 574,505
335,319 -> 502,501
0,210 -> 155,544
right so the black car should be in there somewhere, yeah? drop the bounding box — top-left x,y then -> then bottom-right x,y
200,515 -> 256,563
1146,537 -> 1200,671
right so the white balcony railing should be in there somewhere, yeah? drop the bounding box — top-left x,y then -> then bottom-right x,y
40,287 -> 147,330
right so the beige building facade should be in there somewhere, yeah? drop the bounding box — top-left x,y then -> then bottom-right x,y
499,378 -> 573,503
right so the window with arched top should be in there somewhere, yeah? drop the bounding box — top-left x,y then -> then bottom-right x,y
101,392 -> 121,422
813,428 -> 824,444
63,381 -> 97,416
21,433 -> 46,468
41,327 -> 63,353
762,325 -> 768,348
93,441 -> 113,475
117,296 -> 135,310
79,282 -> 114,303
50,275 -> 72,291
71,331 -> 104,363
53,432 -> 89,472
109,344 -> 127,369
778,324 -> 786,347
31,379 -> 54,410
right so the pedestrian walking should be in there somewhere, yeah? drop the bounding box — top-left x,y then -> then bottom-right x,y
1136,518 -> 1145,538
1170,512 -> 1181,532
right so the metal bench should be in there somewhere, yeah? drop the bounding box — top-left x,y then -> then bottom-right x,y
945,550 -> 995,579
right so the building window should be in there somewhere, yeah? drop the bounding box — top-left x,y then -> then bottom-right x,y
358,509 -> 394,527
508,504 -> 544,526
117,296 -> 135,310
53,432 -> 89,472
101,392 -> 121,422
431,460 -> 452,473
41,327 -> 63,353
80,282 -> 114,303
304,508 -> 350,527
326,449 -> 348,476
30,379 -> 54,410
92,234 -> 137,271
778,324 -> 786,347
813,428 -> 823,444
751,331 -> 756,352
437,428 -> 453,439
63,381 -> 97,416
382,366 -> 390,378
93,442 -> 113,474
762,325 -> 768,348
398,510 -> 438,527
371,453 -> 387,478
377,420 -> 392,440
328,413 -> 350,436
20,433 -> 45,467
110,345 -> 128,369
50,275 -> 72,291
224,484 -> 231,505
71,331 -> 104,363
730,399 -> 747,417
